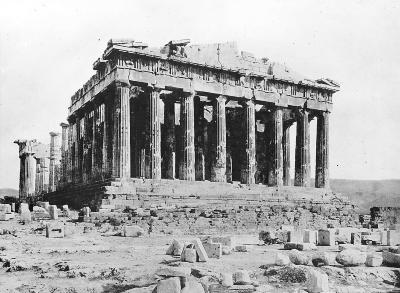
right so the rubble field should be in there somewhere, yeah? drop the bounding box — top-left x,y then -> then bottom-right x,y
1,203 -> 400,293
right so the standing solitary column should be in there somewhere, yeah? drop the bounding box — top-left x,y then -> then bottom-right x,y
315,111 -> 330,188
25,151 -> 37,198
163,98 -> 176,179
60,123 -> 69,187
179,92 -> 195,181
282,123 -> 291,186
241,100 -> 256,184
268,107 -> 283,186
211,95 -> 227,182
112,81 -> 131,178
149,86 -> 162,179
294,109 -> 311,187
49,132 -> 61,192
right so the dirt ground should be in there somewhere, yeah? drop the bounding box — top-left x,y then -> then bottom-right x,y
1,217 -> 400,293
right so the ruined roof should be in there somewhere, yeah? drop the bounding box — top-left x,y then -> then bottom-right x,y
104,39 -> 337,87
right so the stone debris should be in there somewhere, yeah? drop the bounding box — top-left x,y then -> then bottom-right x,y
336,249 -> 367,267
181,247 -> 197,263
202,241 -> 222,259
275,253 -> 291,266
156,266 -> 191,277
382,251 -> 400,267
46,223 -> 65,238
289,250 -> 311,265
306,269 -> 330,293
192,238 -> 209,262
365,253 -> 383,267
235,245 -> 250,252
166,239 -> 184,256
233,270 -> 251,285
181,279 -> 205,293
156,277 -> 181,293
49,205 -> 58,220
221,272 -> 234,287
122,225 -> 144,237
312,252 -> 337,267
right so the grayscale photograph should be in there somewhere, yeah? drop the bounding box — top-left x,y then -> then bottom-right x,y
0,0 -> 399,292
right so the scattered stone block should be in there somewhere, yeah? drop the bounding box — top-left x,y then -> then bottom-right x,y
235,245 -> 249,252
0,212 -> 14,221
297,243 -> 317,251
365,253 -> 383,267
211,236 -> 233,247
166,239 -> 184,256
318,229 -> 335,246
336,249 -> 366,266
222,245 -> 232,255
11,203 -> 15,212
123,225 -> 144,237
156,277 -> 181,293
46,223 -> 65,238
181,279 -> 205,293
38,202 -> 50,211
303,229 -> 318,244
203,241 -> 222,259
388,246 -> 400,253
306,269 -> 329,293
351,232 -> 362,245
312,252 -> 336,267
182,248 -> 197,263
62,205 -> 69,211
382,251 -> 400,267
289,250 -> 311,265
49,205 -> 58,220
275,253 -> 291,266
20,211 -> 31,223
156,266 -> 191,277
192,238 -> 209,262
19,203 -> 29,213
387,230 -> 400,246
380,230 -> 388,246
288,229 -> 303,243
233,270 -> 251,285
221,272 -> 233,287
284,242 -> 298,250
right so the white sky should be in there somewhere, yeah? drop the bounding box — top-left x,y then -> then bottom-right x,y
1,0 -> 399,189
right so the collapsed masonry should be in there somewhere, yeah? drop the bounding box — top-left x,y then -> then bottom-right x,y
15,39 -> 349,216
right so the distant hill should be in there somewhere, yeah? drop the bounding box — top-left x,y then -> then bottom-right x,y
0,188 -> 18,198
330,179 -> 400,214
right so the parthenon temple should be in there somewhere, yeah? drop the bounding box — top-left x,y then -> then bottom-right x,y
15,39 -> 340,209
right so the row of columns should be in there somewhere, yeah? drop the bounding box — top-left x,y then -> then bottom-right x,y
60,82 -> 329,188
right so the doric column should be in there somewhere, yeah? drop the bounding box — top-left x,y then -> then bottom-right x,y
179,92 -> 195,181
25,152 -> 36,198
294,109 -> 311,187
268,107 -> 283,186
283,123 -> 291,186
112,81 -> 131,178
149,86 -> 161,179
75,116 -> 81,183
49,132 -> 61,191
60,122 -> 69,187
39,157 -> 49,193
91,105 -> 99,181
195,97 -> 205,181
163,98 -> 176,179
211,95 -> 227,182
82,112 -> 90,184
241,100 -> 256,184
315,111 -> 330,188
102,101 -> 110,179
35,159 -> 41,194
66,121 -> 73,184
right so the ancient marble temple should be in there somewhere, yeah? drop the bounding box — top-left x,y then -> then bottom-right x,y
16,39 -> 339,207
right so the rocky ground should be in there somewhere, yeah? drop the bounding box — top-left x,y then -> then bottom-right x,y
1,215 -> 400,293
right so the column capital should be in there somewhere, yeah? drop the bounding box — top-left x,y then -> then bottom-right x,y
216,95 -> 227,103
115,79 -> 130,88
60,122 -> 69,128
